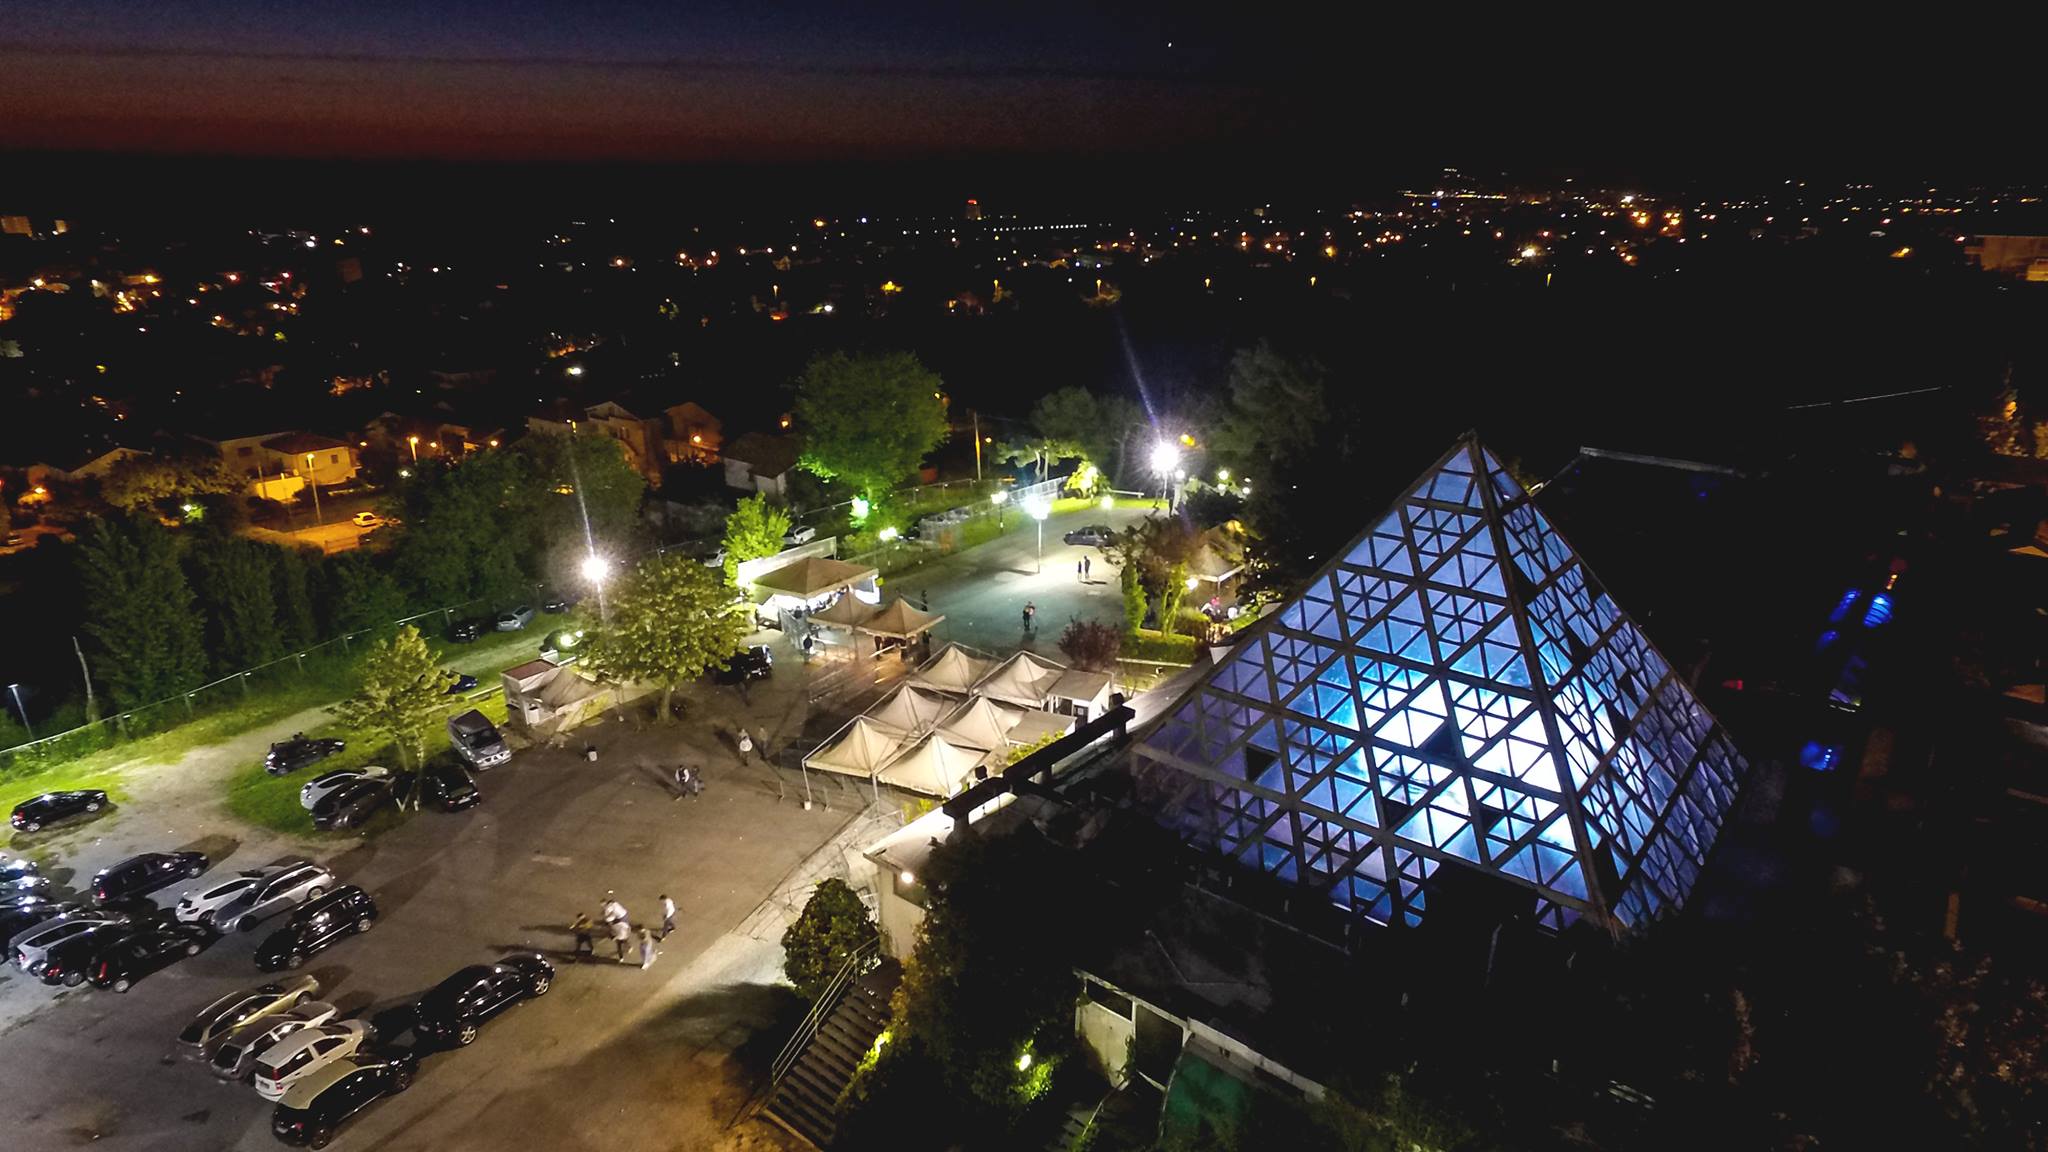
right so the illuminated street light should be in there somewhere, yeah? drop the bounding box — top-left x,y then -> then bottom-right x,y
580,553 -> 612,585
407,435 -> 419,463
991,488 -> 1008,528
1099,495 -> 1114,512
1149,441 -> 1181,476
304,453 -> 323,526
1025,495 -> 1051,575
566,364 -> 585,377
878,526 -> 900,543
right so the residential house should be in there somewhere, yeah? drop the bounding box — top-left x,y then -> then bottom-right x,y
27,445 -> 151,487
664,401 -> 722,464
203,431 -> 359,502
723,431 -> 802,497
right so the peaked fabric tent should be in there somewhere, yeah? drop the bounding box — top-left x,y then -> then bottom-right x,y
752,556 -> 878,601
937,695 -> 1024,751
805,716 -> 908,778
863,684 -> 951,736
975,651 -> 1069,709
813,595 -> 879,629
1132,435 -> 1748,935
857,598 -> 946,639
877,731 -> 989,797
910,644 -> 993,695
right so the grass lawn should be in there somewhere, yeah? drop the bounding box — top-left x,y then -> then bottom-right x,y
225,690 -> 511,836
1122,628 -> 1199,664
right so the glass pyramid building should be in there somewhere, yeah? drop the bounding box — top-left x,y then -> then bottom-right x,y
1132,436 -> 1748,933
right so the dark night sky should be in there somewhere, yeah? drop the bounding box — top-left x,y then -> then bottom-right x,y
1,2 -> 2035,200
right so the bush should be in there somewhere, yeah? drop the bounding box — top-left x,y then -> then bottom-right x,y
1123,628 -> 1199,664
781,878 -> 879,1002
1120,564 -> 1147,632
1057,619 -> 1122,671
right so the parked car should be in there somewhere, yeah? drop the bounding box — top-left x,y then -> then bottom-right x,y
783,524 -> 818,547
396,762 -> 479,813
446,618 -> 484,643
10,789 -> 108,833
254,1020 -> 378,1101
270,1053 -> 417,1148
0,897 -> 78,944
7,903 -> 114,952
211,1001 -> 339,1081
177,861 -> 335,932
447,709 -> 510,769
714,644 -> 774,685
495,605 -> 535,631
446,672 -> 480,694
0,855 -> 50,893
412,954 -> 554,1047
299,767 -> 389,812
310,781 -> 389,832
349,511 -> 383,528
540,627 -> 586,660
265,736 -> 346,776
540,591 -> 572,613
13,911 -> 129,978
30,920 -> 137,986
87,921 -> 213,992
177,975 -> 322,1053
255,887 -> 378,972
1062,524 -> 1115,547
92,851 -> 210,903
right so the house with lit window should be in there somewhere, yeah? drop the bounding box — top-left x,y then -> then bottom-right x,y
199,431 -> 359,502
664,401 -> 722,464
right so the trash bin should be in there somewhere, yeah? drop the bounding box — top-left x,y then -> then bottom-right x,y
585,746 -> 598,763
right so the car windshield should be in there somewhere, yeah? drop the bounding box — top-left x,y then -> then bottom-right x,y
219,994 -> 278,1029
259,1045 -> 319,1079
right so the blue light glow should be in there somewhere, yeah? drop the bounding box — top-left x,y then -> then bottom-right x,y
1799,741 -> 1839,771
1860,593 -> 1892,628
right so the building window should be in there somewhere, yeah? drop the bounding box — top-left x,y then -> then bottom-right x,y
329,453 -> 339,465
238,446 -> 253,457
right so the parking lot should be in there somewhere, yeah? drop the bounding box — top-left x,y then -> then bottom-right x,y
0,708 -> 848,1151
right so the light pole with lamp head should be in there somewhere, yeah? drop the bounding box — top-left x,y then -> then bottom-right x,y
7,683 -> 31,740
1149,440 -> 1182,509
1024,495 -> 1051,574
581,552 -> 613,625
990,489 -> 1008,529
407,435 -> 419,463
303,453 -> 323,526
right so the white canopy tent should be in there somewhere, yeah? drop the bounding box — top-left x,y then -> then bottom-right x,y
909,643 -> 993,696
974,650 -> 1069,709
936,695 -> 1023,751
876,732 -> 989,798
863,683 -> 952,737
803,716 -> 908,778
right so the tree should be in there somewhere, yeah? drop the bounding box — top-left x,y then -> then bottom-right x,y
187,536 -> 283,672
324,551 -> 406,635
794,350 -> 949,502
1158,561 -> 1191,636
780,878 -> 879,1003
334,625 -> 451,771
722,494 -> 790,585
576,553 -> 752,722
74,516 -> 207,708
271,547 -> 320,650
1029,386 -> 1140,484
1057,618 -> 1122,671
97,452 -> 239,514
1121,562 -> 1148,632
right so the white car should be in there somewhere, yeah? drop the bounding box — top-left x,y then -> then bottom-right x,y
253,1020 -> 376,1101
350,512 -> 383,528
176,861 -> 336,932
783,525 -> 818,547
210,1001 -> 339,1081
13,912 -> 127,974
299,767 -> 390,812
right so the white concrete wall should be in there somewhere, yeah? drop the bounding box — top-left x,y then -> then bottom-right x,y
1077,1000 -> 1135,1084
875,882 -> 924,963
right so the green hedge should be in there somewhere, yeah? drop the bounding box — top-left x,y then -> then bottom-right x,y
1122,629 -> 1198,664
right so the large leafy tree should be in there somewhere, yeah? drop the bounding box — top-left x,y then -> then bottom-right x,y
721,493 -> 790,585
334,625 -> 451,770
794,350 -> 949,502
1029,386 -> 1141,483
390,449 -> 532,607
576,553 -> 751,723
96,452 -> 239,514
780,878 -> 879,1002
187,536 -> 284,672
523,432 -> 648,559
271,546 -> 320,651
74,516 -> 207,708
324,551 -> 407,635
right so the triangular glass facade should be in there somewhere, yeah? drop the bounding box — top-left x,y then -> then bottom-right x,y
1132,437 -> 1747,933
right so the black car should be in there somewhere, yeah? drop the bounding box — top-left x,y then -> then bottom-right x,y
32,920 -> 132,987
446,618 -> 484,643
11,790 -> 109,833
256,886 -> 378,972
397,762 -> 479,813
0,856 -> 50,893
0,897 -> 78,943
88,922 -> 211,992
714,645 -> 774,684
445,673 -> 480,694
311,781 -> 389,832
1062,524 -> 1115,547
265,736 -> 347,777
540,591 -> 572,613
412,954 -> 554,1047
92,851 -> 210,903
271,1053 -> 417,1148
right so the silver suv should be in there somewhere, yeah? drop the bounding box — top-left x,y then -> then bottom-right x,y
176,861 -> 336,934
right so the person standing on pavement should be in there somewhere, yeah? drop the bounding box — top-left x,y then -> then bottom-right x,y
638,926 -> 658,970
602,893 -> 627,927
570,912 -> 595,962
611,915 -> 633,962
660,894 -> 676,939
1084,555 -> 1092,580
1076,559 -> 1084,581
736,728 -> 754,766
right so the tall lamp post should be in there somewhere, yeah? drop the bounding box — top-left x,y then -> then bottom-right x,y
990,489 -> 1008,529
7,683 -> 31,740
1149,440 -> 1182,510
581,552 -> 613,625
1024,495 -> 1051,574
303,453 -> 323,526
407,435 -> 420,464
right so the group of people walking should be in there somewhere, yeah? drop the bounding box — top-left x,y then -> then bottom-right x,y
571,890 -> 678,970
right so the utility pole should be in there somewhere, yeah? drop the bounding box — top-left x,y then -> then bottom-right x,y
72,636 -> 97,723
971,410 -> 983,482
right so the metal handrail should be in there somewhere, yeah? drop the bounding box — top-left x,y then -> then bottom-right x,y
769,937 -> 881,1085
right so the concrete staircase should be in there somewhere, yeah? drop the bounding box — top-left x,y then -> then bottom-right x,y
762,961 -> 900,1148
